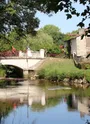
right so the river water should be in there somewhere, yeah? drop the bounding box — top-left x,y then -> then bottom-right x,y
0,80 -> 90,124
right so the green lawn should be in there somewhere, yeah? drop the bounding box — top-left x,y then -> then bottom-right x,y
38,58 -> 90,82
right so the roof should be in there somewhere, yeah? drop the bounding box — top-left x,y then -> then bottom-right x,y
64,28 -> 89,42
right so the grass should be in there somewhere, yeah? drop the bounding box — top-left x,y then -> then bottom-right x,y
0,66 -> 6,77
38,58 -> 90,82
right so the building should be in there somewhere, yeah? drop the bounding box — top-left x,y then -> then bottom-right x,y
65,29 -> 90,58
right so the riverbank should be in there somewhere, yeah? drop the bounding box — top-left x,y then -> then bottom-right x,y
37,58 -> 90,88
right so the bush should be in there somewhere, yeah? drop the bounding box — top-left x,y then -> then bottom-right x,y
38,59 -> 89,82
48,46 -> 61,54
38,69 -> 46,79
0,66 -> 6,77
85,70 -> 90,82
68,71 -> 84,79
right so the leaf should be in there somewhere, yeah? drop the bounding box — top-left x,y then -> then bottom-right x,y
81,9 -> 88,16
87,6 -> 90,11
77,22 -> 84,28
64,9 -> 69,12
76,13 -> 80,17
66,14 -> 72,19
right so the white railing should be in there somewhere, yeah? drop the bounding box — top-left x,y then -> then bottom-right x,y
19,49 -> 45,58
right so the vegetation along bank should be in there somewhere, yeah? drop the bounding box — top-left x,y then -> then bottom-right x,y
37,58 -> 90,88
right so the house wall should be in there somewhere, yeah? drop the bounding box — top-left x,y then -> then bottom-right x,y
86,37 -> 90,55
71,36 -> 87,57
76,36 -> 87,57
71,39 -> 77,56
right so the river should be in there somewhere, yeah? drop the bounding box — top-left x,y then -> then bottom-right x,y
0,80 -> 90,124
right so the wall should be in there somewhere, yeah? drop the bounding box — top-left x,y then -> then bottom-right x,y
71,38 -> 77,56
76,36 -> 87,57
0,58 -> 43,70
86,36 -> 90,55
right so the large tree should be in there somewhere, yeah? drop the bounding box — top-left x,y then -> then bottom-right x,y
0,0 -> 39,36
22,30 -> 54,51
0,0 -> 90,36
40,25 -> 64,45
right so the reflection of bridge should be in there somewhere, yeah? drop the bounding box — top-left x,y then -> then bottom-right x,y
0,80 -> 46,106
0,49 -> 45,78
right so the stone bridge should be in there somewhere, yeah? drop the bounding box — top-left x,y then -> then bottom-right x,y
0,57 -> 45,78
0,49 -> 45,78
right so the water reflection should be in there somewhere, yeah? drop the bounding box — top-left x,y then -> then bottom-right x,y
67,94 -> 90,116
0,80 -> 90,124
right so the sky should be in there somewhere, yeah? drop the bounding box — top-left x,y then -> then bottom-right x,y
36,2 -> 89,34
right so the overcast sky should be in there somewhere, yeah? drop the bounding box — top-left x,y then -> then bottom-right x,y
36,2 -> 89,33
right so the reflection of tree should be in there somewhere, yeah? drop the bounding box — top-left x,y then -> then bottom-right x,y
31,96 -> 61,112
0,100 -> 14,123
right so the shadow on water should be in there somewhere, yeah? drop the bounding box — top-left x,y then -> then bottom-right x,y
0,79 -> 24,88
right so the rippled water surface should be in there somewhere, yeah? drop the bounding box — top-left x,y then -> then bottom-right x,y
0,80 -> 90,124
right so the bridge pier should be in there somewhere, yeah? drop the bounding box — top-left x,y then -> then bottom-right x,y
23,70 -> 37,80
23,70 -> 29,78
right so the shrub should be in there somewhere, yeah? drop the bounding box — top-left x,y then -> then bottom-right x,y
85,70 -> 90,82
37,59 -> 89,82
0,67 -> 6,77
38,69 -> 46,79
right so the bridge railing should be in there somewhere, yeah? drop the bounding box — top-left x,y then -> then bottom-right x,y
0,49 -> 45,59
19,49 -> 45,58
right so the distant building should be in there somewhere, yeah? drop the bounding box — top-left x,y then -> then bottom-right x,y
64,28 -> 90,58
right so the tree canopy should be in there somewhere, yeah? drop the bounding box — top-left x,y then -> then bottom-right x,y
37,0 -> 90,30
0,0 -> 90,36
0,0 -> 39,36
40,25 -> 64,45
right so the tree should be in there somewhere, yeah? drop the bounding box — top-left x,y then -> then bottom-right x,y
0,0 -> 39,36
40,25 -> 64,45
37,0 -> 90,31
25,30 -> 54,51
0,0 -> 90,37
0,29 -> 26,51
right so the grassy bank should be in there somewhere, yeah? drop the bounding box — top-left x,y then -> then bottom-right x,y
0,66 -> 6,77
38,58 -> 90,82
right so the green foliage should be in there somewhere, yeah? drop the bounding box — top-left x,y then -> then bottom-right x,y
40,25 -> 65,45
0,30 -> 26,52
38,69 -> 46,79
81,63 -> 90,69
0,0 -> 39,35
0,66 -> 6,77
85,70 -> 90,82
38,59 -> 90,82
68,71 -> 84,79
0,39 -> 11,52
22,31 -> 54,51
37,0 -> 90,30
48,45 -> 61,54
0,0 -> 90,36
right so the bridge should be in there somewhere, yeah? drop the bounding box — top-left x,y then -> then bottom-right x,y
0,49 -> 45,78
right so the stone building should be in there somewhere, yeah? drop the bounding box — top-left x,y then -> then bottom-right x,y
64,29 -> 90,58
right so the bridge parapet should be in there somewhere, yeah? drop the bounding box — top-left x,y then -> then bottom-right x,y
19,49 -> 45,59
0,49 -> 45,78
0,49 -> 45,59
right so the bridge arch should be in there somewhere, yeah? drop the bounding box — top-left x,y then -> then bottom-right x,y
0,57 -> 45,78
2,64 -> 23,78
